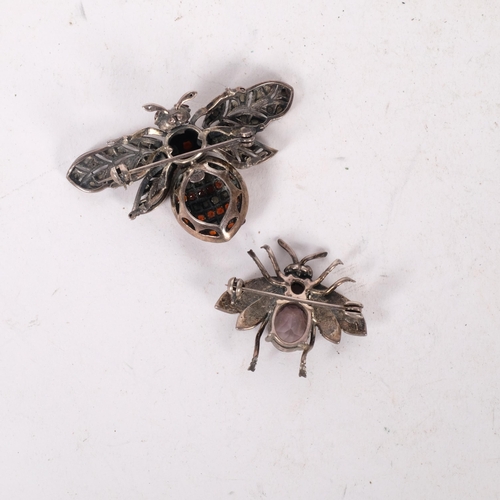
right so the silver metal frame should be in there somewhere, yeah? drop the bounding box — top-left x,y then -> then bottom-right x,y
268,300 -> 313,352
172,158 -> 249,242
67,81 -> 294,243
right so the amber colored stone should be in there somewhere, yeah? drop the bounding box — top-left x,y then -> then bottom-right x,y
216,206 -> 224,215
224,203 -> 229,210
227,221 -> 235,229
181,217 -> 195,230
197,215 -> 206,221
207,210 -> 215,218
209,230 -> 217,236
214,180 -> 223,189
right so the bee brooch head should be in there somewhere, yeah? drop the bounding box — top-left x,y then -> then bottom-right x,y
143,90 -> 197,131
67,82 -> 293,243
215,239 -> 367,377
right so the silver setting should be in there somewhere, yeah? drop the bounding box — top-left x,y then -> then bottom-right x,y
269,300 -> 313,351
215,239 -> 367,377
67,81 -> 294,243
172,158 -> 249,242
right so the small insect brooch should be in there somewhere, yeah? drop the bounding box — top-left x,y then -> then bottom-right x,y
215,240 -> 367,377
67,81 -> 293,242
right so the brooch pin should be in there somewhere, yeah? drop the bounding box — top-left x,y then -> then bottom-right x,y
67,81 -> 293,242
215,240 -> 367,377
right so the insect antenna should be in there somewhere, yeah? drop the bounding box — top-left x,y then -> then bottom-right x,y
175,91 -> 197,109
299,251 -> 328,265
143,103 -> 167,112
277,239 -> 299,264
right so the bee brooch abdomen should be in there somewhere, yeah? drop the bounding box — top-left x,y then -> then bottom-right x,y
67,82 -> 293,243
172,158 -> 248,241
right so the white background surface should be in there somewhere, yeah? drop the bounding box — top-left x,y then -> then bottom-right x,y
1,1 -> 499,498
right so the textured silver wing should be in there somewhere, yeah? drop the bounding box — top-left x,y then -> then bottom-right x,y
215,277 -> 284,328
311,287 -> 367,342
128,162 -> 176,219
236,296 -> 275,330
193,81 -> 294,131
204,126 -> 276,169
215,277 -> 283,313
67,128 -> 165,192
313,307 -> 342,344
219,139 -> 276,169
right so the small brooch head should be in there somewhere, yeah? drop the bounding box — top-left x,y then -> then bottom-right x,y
215,239 -> 367,377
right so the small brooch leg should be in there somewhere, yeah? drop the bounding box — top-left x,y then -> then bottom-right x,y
299,327 -> 316,378
248,314 -> 270,372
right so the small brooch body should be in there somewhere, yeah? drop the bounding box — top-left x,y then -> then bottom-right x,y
215,240 -> 367,377
67,82 -> 293,242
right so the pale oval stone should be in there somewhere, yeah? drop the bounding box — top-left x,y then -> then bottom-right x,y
274,304 -> 308,343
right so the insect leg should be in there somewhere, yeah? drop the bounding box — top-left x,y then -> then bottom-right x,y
299,325 -> 316,378
247,250 -> 283,286
316,277 -> 356,296
310,259 -> 344,287
261,245 -> 286,280
128,164 -> 176,219
277,239 -> 299,263
248,314 -> 270,372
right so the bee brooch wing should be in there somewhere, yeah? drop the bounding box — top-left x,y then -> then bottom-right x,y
215,277 -> 282,330
128,162 -> 177,219
67,128 -> 166,193
310,288 -> 367,344
191,81 -> 294,169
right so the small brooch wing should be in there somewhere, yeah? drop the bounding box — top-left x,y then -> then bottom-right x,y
215,277 -> 283,329
311,288 -> 367,344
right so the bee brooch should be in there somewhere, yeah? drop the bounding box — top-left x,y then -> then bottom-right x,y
67,81 -> 293,242
215,240 -> 367,377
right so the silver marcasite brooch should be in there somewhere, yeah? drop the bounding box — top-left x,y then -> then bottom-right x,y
67,82 -> 293,243
216,240 -> 367,377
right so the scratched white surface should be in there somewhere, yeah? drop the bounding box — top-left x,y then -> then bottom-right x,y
1,1 -> 499,498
